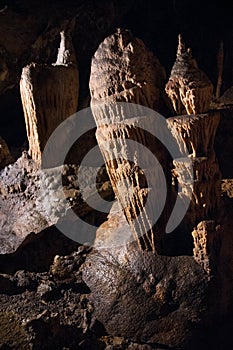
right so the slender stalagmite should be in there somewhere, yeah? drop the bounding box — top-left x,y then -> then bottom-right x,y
165,35 -> 213,115
20,31 -> 79,164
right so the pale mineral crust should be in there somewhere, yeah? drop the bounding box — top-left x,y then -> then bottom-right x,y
165,35 -> 213,115
20,31 -> 79,164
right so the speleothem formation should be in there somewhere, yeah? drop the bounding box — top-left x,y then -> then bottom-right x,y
165,35 -> 213,115
90,29 -> 222,252
20,31 -> 79,164
167,112 -> 222,229
90,29 -> 169,251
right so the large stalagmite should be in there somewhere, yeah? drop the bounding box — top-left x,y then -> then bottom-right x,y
20,31 -> 79,164
165,35 -> 213,115
90,29 -> 168,251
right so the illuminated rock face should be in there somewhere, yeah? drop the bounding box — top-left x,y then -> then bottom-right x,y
20,31 -> 79,164
165,35 -> 213,115
90,29 -> 168,251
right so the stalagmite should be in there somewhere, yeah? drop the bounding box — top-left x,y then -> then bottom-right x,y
90,29 -> 168,251
165,35 -> 213,115
20,31 -> 79,164
167,112 -> 222,229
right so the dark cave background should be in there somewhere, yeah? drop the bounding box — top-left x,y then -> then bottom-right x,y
0,0 -> 232,150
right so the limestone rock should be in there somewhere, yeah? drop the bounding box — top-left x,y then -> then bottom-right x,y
165,35 -> 213,115
0,137 -> 13,169
83,220 -> 210,348
0,153 -> 113,254
20,31 -> 79,164
90,28 -> 165,113
81,199 -> 233,348
192,221 -> 221,275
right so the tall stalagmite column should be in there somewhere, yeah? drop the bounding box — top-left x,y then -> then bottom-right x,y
20,31 -> 79,164
90,29 -> 168,251
165,35 -> 221,233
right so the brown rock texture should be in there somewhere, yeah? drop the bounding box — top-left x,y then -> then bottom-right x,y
20,31 -> 79,164
192,220 -> 221,274
90,29 -> 168,251
0,152 -> 113,254
82,208 -> 210,349
165,35 -> 213,115
82,191 -> 233,349
0,136 -> 13,169
167,112 -> 222,229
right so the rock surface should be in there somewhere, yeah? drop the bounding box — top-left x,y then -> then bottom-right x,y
0,152 -> 113,254
192,220 -> 221,274
81,179 -> 233,349
82,199 -> 231,349
0,136 -> 14,170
